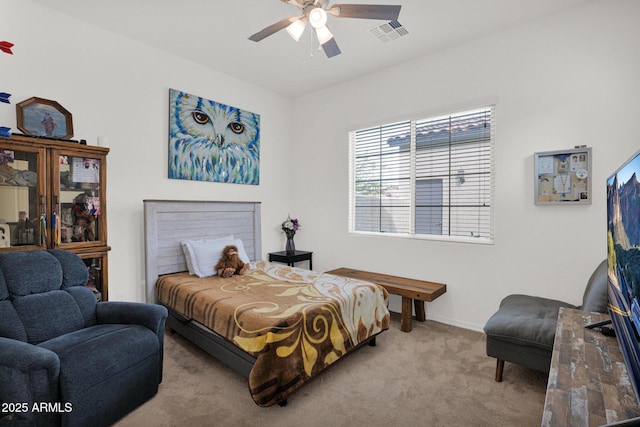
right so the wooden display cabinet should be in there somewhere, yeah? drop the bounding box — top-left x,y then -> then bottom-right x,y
0,134 -> 111,300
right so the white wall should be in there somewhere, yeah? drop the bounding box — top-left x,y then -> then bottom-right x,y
1,0 -> 296,302
3,1 -> 639,332
290,0 -> 640,330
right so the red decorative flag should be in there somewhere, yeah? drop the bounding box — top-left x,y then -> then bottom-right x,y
0,41 -> 14,55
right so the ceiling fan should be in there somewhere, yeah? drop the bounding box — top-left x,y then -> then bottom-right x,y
249,0 -> 401,58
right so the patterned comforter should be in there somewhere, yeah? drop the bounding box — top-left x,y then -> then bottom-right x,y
156,261 -> 390,407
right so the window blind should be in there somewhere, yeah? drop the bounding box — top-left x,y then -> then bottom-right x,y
350,106 -> 494,243
352,120 -> 411,234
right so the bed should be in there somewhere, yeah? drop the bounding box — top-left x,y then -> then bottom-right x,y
143,200 -> 390,407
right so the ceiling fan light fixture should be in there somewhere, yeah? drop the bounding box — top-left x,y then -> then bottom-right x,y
286,17 -> 307,41
308,7 -> 328,29
250,2 -> 403,59
314,25 -> 333,45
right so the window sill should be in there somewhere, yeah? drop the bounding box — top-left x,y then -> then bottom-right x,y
348,230 -> 494,245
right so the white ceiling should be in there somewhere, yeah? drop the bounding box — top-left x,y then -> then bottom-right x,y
33,0 -> 592,98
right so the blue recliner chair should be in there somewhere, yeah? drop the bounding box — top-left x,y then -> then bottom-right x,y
0,250 -> 168,427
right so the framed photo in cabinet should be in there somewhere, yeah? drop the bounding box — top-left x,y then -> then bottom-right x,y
16,97 -> 74,139
0,223 -> 9,248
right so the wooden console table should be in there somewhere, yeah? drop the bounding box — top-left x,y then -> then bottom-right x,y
325,267 -> 446,332
542,307 -> 640,426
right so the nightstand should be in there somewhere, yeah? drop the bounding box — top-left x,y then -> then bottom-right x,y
268,250 -> 313,270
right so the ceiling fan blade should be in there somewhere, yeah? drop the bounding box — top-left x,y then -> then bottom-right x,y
329,4 -> 401,20
322,37 -> 341,58
281,0 -> 305,9
249,16 -> 299,42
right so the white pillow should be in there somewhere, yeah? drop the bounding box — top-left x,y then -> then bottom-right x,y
181,235 -> 233,276
187,239 -> 231,278
231,238 -> 251,264
181,243 -> 196,275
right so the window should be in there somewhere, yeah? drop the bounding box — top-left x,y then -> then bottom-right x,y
349,106 -> 494,243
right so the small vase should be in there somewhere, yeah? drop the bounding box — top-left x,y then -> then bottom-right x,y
285,236 -> 295,255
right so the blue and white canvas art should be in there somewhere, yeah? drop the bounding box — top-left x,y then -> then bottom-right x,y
169,89 -> 260,185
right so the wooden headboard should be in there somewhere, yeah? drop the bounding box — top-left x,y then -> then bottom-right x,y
143,200 -> 262,303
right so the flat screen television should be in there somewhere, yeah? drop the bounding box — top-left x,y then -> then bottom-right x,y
607,147 -> 640,404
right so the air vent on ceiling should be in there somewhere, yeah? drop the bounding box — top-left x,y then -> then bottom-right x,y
369,20 -> 409,43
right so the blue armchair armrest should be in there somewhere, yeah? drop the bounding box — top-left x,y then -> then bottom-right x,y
0,337 -> 60,426
96,302 -> 168,336
95,302 -> 168,382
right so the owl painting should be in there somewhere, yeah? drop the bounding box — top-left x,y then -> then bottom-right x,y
169,89 -> 260,185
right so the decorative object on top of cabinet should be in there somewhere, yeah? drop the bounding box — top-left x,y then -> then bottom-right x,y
16,97 -> 74,139
0,133 -> 111,299
534,147 -> 592,205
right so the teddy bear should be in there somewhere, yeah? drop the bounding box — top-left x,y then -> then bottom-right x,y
215,245 -> 249,278
71,193 -> 96,242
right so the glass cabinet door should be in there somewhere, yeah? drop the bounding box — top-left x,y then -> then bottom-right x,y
77,252 -> 108,301
54,152 -> 106,247
0,145 -> 46,249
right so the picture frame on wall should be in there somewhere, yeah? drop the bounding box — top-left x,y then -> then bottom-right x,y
168,88 -> 260,185
534,147 -> 592,205
16,97 -> 74,139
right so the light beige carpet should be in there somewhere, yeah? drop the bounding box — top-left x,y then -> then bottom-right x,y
116,313 -> 547,427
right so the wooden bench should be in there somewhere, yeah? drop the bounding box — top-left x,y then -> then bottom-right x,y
325,267 -> 446,332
